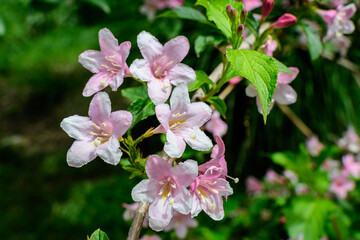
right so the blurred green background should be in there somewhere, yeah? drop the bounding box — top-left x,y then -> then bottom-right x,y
1,0 -> 359,239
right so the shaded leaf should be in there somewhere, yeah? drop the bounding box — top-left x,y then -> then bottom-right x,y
273,58 -> 295,74
300,22 -> 323,61
81,0 -> 111,14
121,86 -> 148,102
89,229 -> 110,240
157,7 -> 209,24
188,70 -> 216,92
194,35 -> 224,57
208,96 -> 227,119
127,98 -> 155,129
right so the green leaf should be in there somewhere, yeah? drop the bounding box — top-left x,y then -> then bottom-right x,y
0,16 -> 6,36
188,70 -> 216,92
157,7 -> 209,24
226,49 -> 278,122
81,0 -> 111,14
300,22 -> 323,61
89,229 -> 110,240
208,96 -> 227,119
127,98 -> 155,129
194,35 -> 224,57
285,197 -> 335,240
273,58 -> 295,74
121,86 -> 148,102
196,0 -> 243,39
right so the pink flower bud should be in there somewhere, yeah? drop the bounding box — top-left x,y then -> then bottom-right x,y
272,13 -> 297,29
261,0 -> 274,19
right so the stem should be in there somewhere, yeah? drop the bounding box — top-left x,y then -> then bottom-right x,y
331,216 -> 342,240
134,128 -> 154,145
203,61 -> 231,101
276,103 -> 313,138
127,202 -> 150,240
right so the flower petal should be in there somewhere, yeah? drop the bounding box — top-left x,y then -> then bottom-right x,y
155,104 -> 171,131
185,102 -> 212,128
274,84 -> 297,105
277,67 -> 299,84
245,84 -> 258,97
172,160 -> 198,187
173,186 -> 192,215
108,69 -> 125,91
164,130 -> 186,158
88,92 -> 111,124
99,28 -> 119,56
148,198 -> 173,231
67,140 -> 97,167
147,78 -> 172,105
137,31 -> 164,62
60,115 -> 93,140
129,59 -> 155,83
96,136 -> 122,165
110,110 -> 133,138
167,63 -> 196,86
170,85 -> 190,113
132,179 -> 158,203
340,4 -> 356,20
183,128 -> 213,152
82,71 -> 111,97
163,36 -> 190,65
191,195 -> 202,218
146,155 -> 172,180
78,50 -> 106,73
118,41 -> 131,64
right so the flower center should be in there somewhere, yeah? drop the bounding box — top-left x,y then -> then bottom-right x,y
90,122 -> 112,147
158,177 -> 177,205
152,55 -> 174,79
195,180 -> 219,211
169,112 -> 187,130
99,55 -> 122,86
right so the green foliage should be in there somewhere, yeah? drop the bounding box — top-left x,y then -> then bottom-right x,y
300,22 -> 323,61
274,58 -> 295,74
226,49 -> 278,122
157,6 -> 209,24
194,35 -> 224,57
88,229 -> 110,240
121,85 -> 148,102
207,96 -> 227,119
127,98 -> 156,130
188,70 -> 216,92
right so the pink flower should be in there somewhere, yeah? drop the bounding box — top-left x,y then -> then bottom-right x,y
265,169 -> 286,184
130,32 -> 196,105
264,39 -> 278,57
246,67 -> 299,115
140,0 -> 184,20
295,183 -> 310,195
272,14 -> 297,29
205,111 -> 228,138
322,159 -> 340,173
164,212 -> 198,239
337,126 -> 360,153
242,0 -> 262,11
331,36 -> 351,56
60,92 -> 132,167
228,76 -> 242,85
318,4 -> 356,41
306,136 -> 325,157
342,154 -> 360,179
198,136 -> 228,179
329,170 -> 355,198
190,166 -> 233,220
261,0 -> 274,19
131,155 -> 198,231
154,86 -> 213,158
122,202 -> 148,227
79,28 -> 131,97
139,235 -> 162,240
246,176 -> 263,196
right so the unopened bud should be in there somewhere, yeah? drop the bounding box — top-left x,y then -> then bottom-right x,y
240,9 -> 248,23
237,24 -> 244,34
272,13 -> 297,29
261,0 -> 274,19
226,4 -> 237,20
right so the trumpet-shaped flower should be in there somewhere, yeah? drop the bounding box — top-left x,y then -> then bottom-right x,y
342,154 -> 360,179
122,202 -> 148,227
242,0 -> 262,11
60,92 -> 132,167
246,67 -> 299,115
79,28 -> 131,97
329,170 -> 355,199
140,0 -> 184,20
131,155 -> 198,231
190,166 -> 233,220
129,31 -> 196,105
306,136 -> 325,157
164,212 -> 198,239
154,86 -> 213,158
205,111 -> 228,139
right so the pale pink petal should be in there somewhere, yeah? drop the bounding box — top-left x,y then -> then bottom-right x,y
243,0 -> 262,11
245,84 -> 258,97
129,59 -> 155,82
184,102 -> 212,128
67,140 -> 97,167
99,28 -> 119,56
155,104 -> 171,131
167,63 -> 196,86
145,155 -> 172,180
60,115 -> 93,140
274,84 -> 297,105
338,20 -> 355,34
137,31 -> 164,62
214,136 -> 226,160
148,198 -> 173,231
318,9 -> 337,25
82,71 -> 111,97
88,92 -> 111,124
340,4 -> 356,20
96,136 -> 122,165
167,0 -> 183,8
175,224 -> 187,239
171,160 -> 198,186
163,36 -> 190,65
78,50 -> 106,73
173,186 -> 192,214
148,78 -> 172,105
118,41 -> 131,64
170,85 -> 190,113
110,110 -> 133,138
183,128 -> 213,152
191,195 -> 202,218
164,130 -> 186,158
109,69 -> 125,91
132,179 -> 158,203
277,67 -> 299,84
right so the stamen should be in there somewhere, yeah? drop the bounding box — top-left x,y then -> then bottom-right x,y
227,175 -> 239,183
100,80 -> 106,87
209,188 -> 219,194
170,184 -> 177,189
153,60 -> 157,67
166,61 -> 173,67
102,123 -> 107,127
171,112 -> 186,118
190,132 -> 196,139
93,123 -> 101,130
163,83 -> 170,89
158,181 -> 164,185
169,198 -> 174,205
210,204 -> 216,211
161,55 -> 167,61
93,138 -> 101,147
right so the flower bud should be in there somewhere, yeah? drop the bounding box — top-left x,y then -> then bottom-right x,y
240,8 -> 248,23
226,4 -> 237,20
237,24 -> 244,34
272,13 -> 297,29
261,0 -> 274,19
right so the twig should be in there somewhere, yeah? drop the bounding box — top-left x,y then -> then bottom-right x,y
276,103 -> 313,138
127,202 -> 150,240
